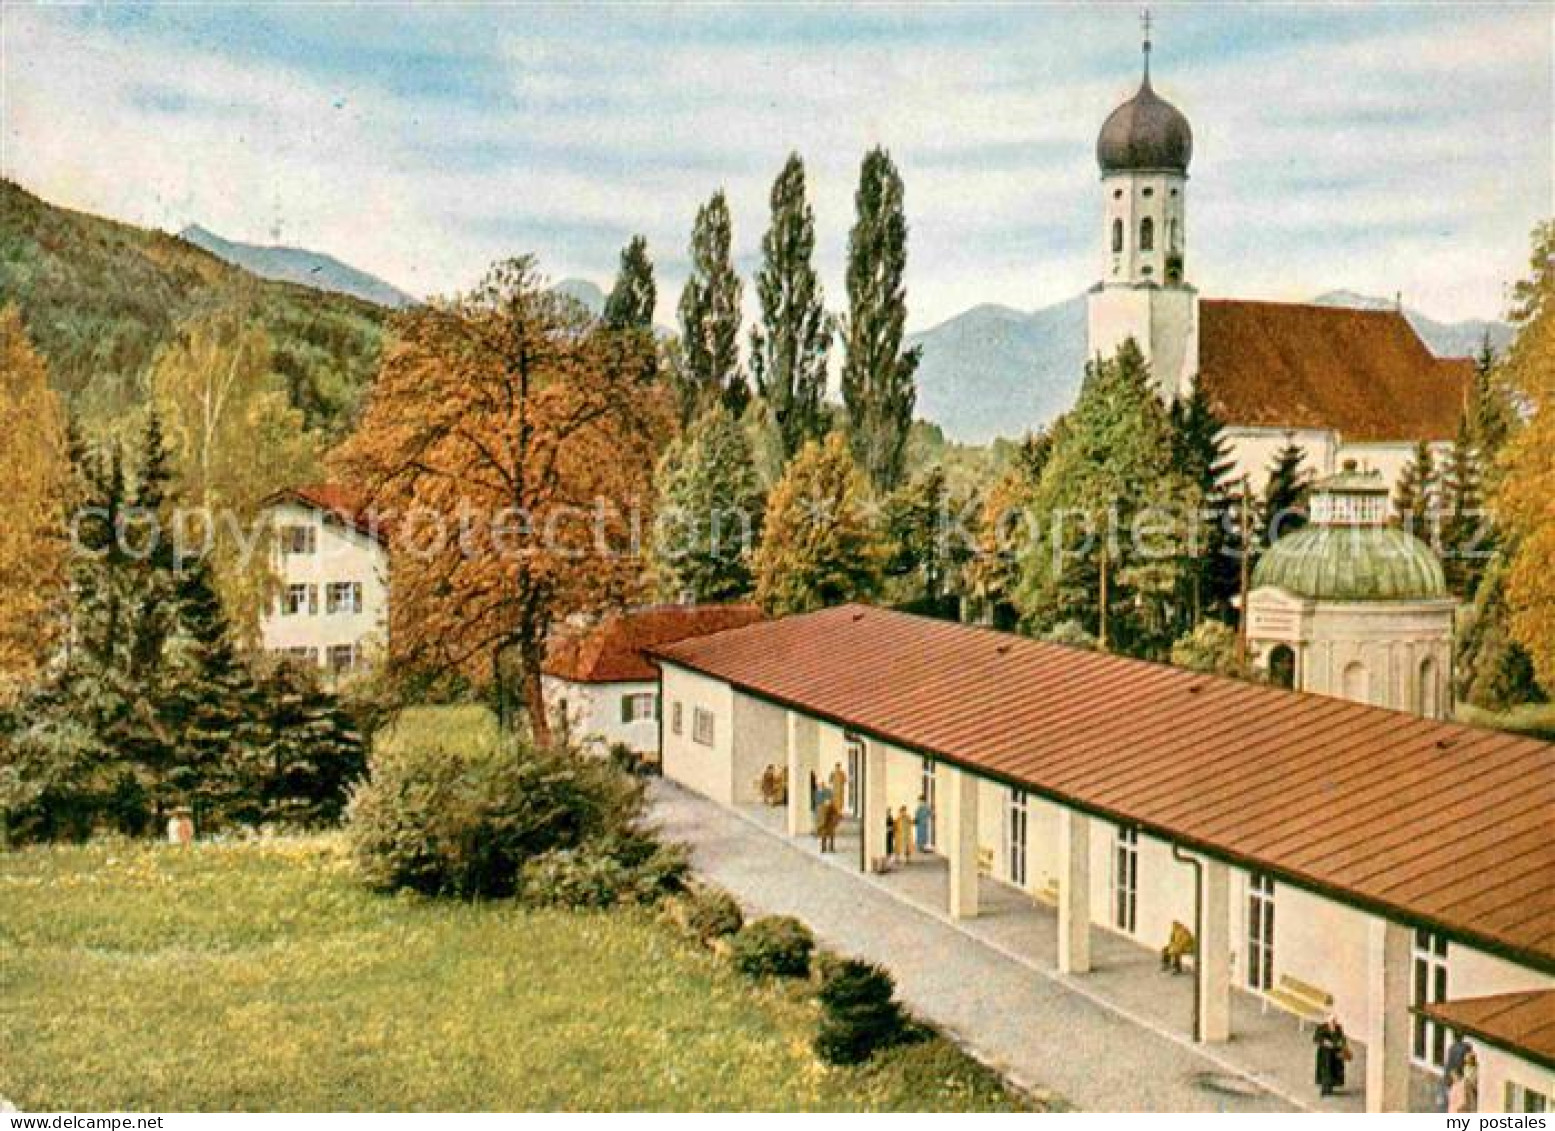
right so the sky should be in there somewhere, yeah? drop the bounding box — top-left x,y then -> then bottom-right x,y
3,2 -> 1551,330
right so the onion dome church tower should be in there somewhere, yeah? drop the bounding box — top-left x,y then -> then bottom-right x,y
1087,18 -> 1199,399
1245,463 -> 1456,718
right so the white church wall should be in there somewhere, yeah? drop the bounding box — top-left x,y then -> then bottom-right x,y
1220,426 -> 1340,497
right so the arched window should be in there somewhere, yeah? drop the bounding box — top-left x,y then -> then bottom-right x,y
1111,218 -> 1123,254
1342,661 -> 1368,703
1140,216 -> 1155,252
1268,645 -> 1296,690
1419,657 -> 1439,718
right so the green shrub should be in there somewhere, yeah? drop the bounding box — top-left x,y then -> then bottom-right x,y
346,730 -> 644,898
730,915 -> 814,978
815,958 -> 908,1065
520,835 -> 689,909
684,885 -> 744,942
520,845 -> 632,908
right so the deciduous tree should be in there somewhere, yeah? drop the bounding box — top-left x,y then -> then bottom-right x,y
0,307 -> 73,697
333,256 -> 671,743
753,433 -> 886,615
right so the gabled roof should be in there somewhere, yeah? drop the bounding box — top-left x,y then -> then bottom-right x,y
653,604 -> 1555,973
1199,299 -> 1473,442
544,604 -> 764,684
262,484 -> 387,544
1421,990 -> 1555,1071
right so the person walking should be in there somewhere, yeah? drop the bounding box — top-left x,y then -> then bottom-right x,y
894,805 -> 913,864
813,783 -> 832,837
1312,1015 -> 1350,1097
818,797 -> 840,854
914,795 -> 933,854
884,811 -> 897,863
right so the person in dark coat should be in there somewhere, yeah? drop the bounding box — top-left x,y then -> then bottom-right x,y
884,811 -> 897,861
1313,1015 -> 1350,1096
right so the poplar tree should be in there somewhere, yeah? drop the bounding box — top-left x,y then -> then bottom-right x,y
603,235 -> 657,332
677,192 -> 748,418
751,154 -> 831,463
841,148 -> 920,494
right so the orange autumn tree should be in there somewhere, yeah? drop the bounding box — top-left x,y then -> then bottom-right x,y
0,307 -> 73,699
333,257 -> 670,743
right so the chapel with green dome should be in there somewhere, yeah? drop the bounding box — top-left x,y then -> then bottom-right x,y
1245,462 -> 1457,718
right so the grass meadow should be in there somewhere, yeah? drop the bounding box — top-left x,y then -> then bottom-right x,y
0,828 -> 1029,1110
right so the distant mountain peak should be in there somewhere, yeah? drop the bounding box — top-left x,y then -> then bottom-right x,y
178,224 -> 418,310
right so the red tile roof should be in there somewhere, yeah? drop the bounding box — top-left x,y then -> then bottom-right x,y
544,604 -> 764,684
264,484 -> 387,544
1422,990 -> 1555,1071
1199,300 -> 1473,442
653,604 -> 1555,973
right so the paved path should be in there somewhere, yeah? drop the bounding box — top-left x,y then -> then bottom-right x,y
653,781 -> 1334,1113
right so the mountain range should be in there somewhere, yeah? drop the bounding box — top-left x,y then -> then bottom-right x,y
178,224 -> 419,310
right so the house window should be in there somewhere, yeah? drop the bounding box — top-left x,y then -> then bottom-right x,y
1142,186 -> 1154,198
1507,1082 -> 1550,1113
920,757 -> 937,850
1140,216 -> 1155,252
1247,873 -> 1275,991
692,707 -> 715,747
327,644 -> 356,675
280,524 -> 316,555
1412,929 -> 1450,1070
620,692 -> 656,724
1007,788 -> 1028,887
1114,826 -> 1139,933
1111,218 -> 1123,253
325,581 -> 363,614
671,701 -> 683,735
283,583 -> 317,616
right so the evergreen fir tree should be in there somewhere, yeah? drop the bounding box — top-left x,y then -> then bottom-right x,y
841,148 -> 921,494
652,404 -> 766,602
126,410 -> 180,683
1440,414 -> 1490,597
881,466 -> 968,617
1168,375 -> 1239,625
1392,439 -> 1438,540
603,235 -> 657,332
750,154 -> 832,463
1258,442 -> 1311,547
677,191 -> 748,417
1457,552 -> 1546,710
160,555 -> 261,829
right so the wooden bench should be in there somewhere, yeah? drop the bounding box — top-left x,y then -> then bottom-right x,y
1264,973 -> 1334,1029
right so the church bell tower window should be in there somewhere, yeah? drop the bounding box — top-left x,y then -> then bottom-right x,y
1140,217 -> 1154,252
1112,218 -> 1123,254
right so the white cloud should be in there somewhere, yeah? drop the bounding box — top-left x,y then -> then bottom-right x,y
2,3 -> 1548,331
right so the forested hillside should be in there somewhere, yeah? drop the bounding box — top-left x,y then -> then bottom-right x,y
0,179 -> 388,439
